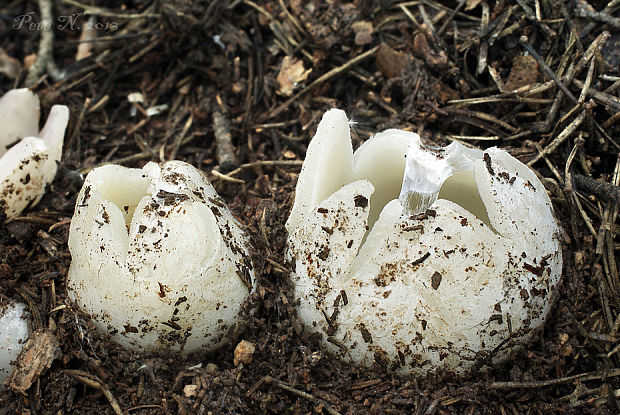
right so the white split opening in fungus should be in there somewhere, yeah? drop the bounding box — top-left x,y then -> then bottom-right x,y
0,89 -> 69,219
68,161 -> 255,353
286,109 -> 562,375
0,300 -> 29,390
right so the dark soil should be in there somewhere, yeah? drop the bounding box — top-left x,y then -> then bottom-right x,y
1,0 -> 620,414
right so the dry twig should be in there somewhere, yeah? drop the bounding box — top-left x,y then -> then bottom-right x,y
213,106 -> 239,173
264,376 -> 341,415
490,368 -> 620,389
265,46 -> 379,119
573,174 -> 620,204
63,370 -> 125,415
26,0 -> 64,85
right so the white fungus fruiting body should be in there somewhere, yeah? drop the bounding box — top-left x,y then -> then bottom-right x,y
0,88 -> 69,218
0,300 -> 29,389
286,109 -> 562,375
67,161 -> 255,353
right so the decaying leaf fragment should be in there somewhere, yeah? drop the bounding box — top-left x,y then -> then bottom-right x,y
7,329 -> 59,395
276,56 -> 311,96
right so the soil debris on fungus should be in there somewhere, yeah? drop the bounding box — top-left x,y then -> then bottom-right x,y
1,0 -> 620,414
286,109 -> 562,375
67,161 -> 256,353
0,89 -> 69,219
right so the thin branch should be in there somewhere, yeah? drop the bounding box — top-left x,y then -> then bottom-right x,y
489,368 -> 620,389
265,46 -> 379,120
62,0 -> 160,18
211,160 -> 303,183
26,0 -> 64,85
576,0 -> 620,30
63,370 -> 124,415
574,174 -> 620,204
520,36 -> 577,103
264,376 -> 341,415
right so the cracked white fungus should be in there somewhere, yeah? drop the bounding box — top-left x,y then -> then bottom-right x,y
67,161 -> 255,353
0,300 -> 29,390
0,88 -> 69,218
286,109 -> 562,375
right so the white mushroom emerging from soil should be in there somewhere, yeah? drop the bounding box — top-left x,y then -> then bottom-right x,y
286,109 -> 562,375
0,89 -> 69,219
67,161 -> 255,353
0,300 -> 29,390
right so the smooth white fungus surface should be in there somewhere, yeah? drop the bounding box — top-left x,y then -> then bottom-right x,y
0,300 -> 29,389
286,109 -> 562,375
68,161 -> 255,353
0,88 -> 69,219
